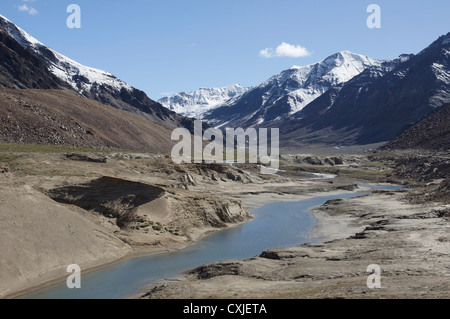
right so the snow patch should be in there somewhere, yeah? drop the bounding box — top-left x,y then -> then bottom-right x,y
159,84 -> 250,118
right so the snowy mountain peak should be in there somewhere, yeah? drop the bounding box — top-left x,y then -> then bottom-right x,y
158,84 -> 250,118
321,50 -> 378,71
0,14 -> 42,48
203,51 -> 382,127
0,14 -> 132,94
261,51 -> 381,113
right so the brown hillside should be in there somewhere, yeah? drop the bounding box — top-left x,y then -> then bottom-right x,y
0,89 -> 177,152
381,103 -> 450,151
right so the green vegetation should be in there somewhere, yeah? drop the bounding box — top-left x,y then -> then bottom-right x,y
0,153 -> 19,164
280,160 -> 393,181
0,142 -> 167,155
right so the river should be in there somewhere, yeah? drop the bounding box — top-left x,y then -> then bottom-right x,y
20,184 -> 401,299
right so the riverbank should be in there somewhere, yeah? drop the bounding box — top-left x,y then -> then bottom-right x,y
137,186 -> 450,299
11,179 -> 362,299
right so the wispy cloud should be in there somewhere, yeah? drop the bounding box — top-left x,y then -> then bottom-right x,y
260,42 -> 311,58
18,0 -> 39,16
160,91 -> 176,97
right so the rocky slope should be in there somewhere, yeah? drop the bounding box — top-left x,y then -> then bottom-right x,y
46,176 -> 251,246
0,89 -> 176,151
381,103 -> 450,151
0,27 -> 69,90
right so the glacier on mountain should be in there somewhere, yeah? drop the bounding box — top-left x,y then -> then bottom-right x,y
158,84 -> 250,118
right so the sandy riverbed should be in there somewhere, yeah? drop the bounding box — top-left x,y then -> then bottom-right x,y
137,188 -> 450,299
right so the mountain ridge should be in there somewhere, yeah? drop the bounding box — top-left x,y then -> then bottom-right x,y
275,32 -> 450,146
202,51 -> 382,128
0,14 -> 195,131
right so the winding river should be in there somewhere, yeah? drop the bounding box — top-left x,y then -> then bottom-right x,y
20,184 -> 401,299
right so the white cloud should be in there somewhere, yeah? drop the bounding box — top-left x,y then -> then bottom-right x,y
260,42 -> 311,58
18,1 -> 39,15
18,4 -> 29,11
28,7 -> 39,15
160,91 -> 176,97
259,48 -> 274,58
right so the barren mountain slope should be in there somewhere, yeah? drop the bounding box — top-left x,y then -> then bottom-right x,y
0,89 -> 176,152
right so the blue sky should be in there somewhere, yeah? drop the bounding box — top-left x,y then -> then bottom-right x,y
1,0 -> 450,99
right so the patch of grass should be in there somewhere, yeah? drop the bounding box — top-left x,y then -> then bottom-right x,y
0,143 -> 100,154
280,164 -> 341,174
0,143 -> 165,155
339,168 -> 393,179
0,153 -> 19,164
280,160 -> 393,180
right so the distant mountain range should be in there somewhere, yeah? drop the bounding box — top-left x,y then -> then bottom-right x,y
204,51 -> 382,128
275,34 -> 450,147
1,12 -> 450,150
162,34 -> 450,147
158,84 -> 250,119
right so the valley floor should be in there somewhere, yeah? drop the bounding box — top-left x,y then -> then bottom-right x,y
0,146 -> 448,299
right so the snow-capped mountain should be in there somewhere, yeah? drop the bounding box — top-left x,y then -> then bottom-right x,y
158,84 -> 250,118
0,14 -> 194,130
203,51 -> 382,128
276,33 -> 450,146
0,14 -> 131,94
